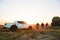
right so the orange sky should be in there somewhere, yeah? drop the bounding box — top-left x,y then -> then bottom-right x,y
0,0 -> 60,25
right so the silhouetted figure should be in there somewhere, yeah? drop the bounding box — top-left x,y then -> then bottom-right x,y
36,23 -> 40,29
45,23 -> 49,29
41,23 -> 44,29
36,23 -> 39,25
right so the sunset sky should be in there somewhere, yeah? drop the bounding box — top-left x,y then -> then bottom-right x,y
0,0 -> 60,25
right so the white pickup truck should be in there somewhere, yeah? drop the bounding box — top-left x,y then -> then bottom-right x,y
4,21 -> 32,31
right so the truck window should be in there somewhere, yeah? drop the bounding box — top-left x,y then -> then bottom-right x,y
17,21 -> 27,24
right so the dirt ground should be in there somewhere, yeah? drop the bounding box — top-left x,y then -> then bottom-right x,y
0,29 -> 60,40
0,25 -> 60,40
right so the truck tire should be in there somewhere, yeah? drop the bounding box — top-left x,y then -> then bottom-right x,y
10,25 -> 18,32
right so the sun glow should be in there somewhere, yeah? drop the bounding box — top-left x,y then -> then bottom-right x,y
0,0 -> 60,25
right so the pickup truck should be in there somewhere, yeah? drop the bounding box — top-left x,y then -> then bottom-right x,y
4,21 -> 32,31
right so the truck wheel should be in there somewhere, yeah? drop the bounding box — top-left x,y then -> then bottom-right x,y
10,25 -> 18,32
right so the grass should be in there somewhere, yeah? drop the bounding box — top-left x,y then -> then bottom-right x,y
0,28 -> 37,40
0,26 -> 60,40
